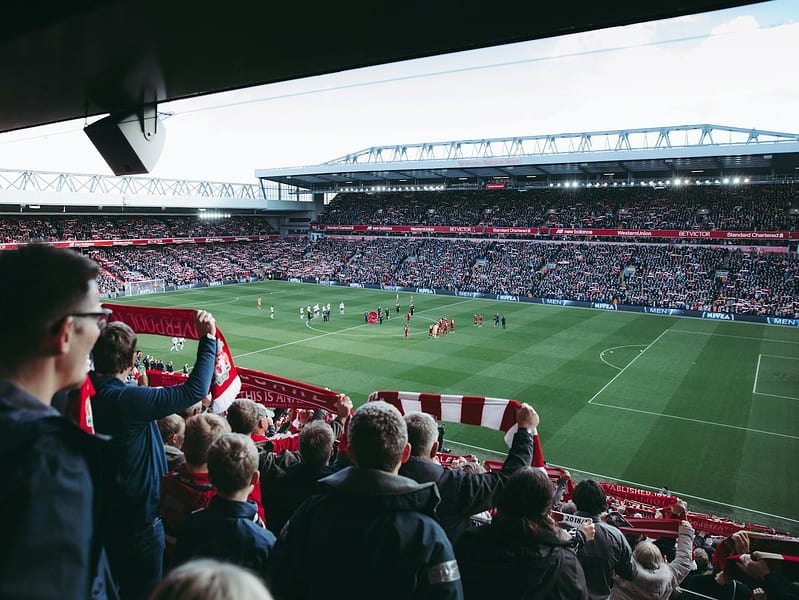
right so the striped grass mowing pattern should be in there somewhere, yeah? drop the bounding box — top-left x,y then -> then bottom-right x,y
114,279 -> 799,533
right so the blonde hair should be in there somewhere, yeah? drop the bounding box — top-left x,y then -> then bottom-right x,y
207,433 -> 259,495
183,413 -> 231,467
634,541 -> 663,570
151,559 -> 273,600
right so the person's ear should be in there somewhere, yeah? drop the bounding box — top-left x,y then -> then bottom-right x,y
400,442 -> 412,464
47,316 -> 73,356
250,469 -> 260,487
429,440 -> 439,459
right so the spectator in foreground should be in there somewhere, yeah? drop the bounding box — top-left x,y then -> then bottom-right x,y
269,401 -> 463,599
151,559 -> 273,600
0,245 -> 115,599
571,479 -> 637,599
455,466 -> 589,599
91,311 -> 217,600
174,433 -> 276,578
608,519 -> 694,600
262,420 -> 337,535
399,404 -> 537,543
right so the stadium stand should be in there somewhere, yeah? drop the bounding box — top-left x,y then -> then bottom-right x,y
318,186 -> 799,232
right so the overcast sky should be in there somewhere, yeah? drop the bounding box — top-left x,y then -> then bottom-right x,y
0,0 -> 796,183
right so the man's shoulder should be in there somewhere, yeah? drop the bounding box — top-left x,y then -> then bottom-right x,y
399,456 -> 446,481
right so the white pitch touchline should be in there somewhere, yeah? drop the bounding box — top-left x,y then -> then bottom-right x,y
669,329 -> 799,345
760,354 -> 799,360
587,329 -> 669,405
599,345 -> 647,370
754,391 -> 799,401
590,401 -> 799,440
444,439 -> 799,524
232,321 -> 372,358
753,354 -> 762,394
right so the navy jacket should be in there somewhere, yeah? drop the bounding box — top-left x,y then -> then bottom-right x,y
270,466 -> 463,600
262,461 -> 335,535
456,521 -> 587,600
0,380 -> 117,600
174,495 -> 276,578
399,427 -> 534,542
91,335 -> 216,530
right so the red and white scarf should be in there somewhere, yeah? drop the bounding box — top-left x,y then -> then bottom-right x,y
368,390 -> 545,468
100,303 -> 341,414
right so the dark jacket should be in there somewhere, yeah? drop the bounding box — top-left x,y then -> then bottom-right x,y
270,466 -> 463,600
262,461 -> 335,535
91,335 -> 216,531
0,380 -> 117,600
399,427 -> 534,542
574,515 -> 637,600
455,521 -> 587,600
174,495 -> 276,578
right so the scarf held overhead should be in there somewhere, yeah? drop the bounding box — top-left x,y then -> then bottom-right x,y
102,303 -> 341,413
368,390 -> 545,468
103,303 -> 241,413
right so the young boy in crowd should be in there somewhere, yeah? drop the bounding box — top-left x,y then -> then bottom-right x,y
174,433 -> 276,579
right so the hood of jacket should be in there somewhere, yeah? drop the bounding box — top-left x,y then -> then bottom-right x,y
319,466 -> 441,517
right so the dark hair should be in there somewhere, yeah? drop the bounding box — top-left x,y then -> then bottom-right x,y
0,245 -> 99,364
493,467 -> 557,539
92,321 -> 137,374
226,399 -> 259,434
572,479 -> 608,515
299,421 -> 335,467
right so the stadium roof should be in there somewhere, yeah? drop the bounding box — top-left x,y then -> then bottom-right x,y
0,1 -> 763,135
255,124 -> 799,192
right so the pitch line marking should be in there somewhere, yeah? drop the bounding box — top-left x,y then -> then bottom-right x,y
753,354 -> 762,394
589,401 -> 799,440
669,329 -> 799,345
444,440 -> 799,524
588,329 -> 669,405
233,298 -> 473,358
754,391 -> 799,401
599,345 -> 647,370
233,321 -> 372,358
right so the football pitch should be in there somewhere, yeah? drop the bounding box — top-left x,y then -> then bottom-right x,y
114,280 -> 799,533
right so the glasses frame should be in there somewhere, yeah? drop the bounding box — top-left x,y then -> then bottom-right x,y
66,308 -> 113,329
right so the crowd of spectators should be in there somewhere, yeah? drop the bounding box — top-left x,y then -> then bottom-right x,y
318,185 -> 799,231
0,214 -> 276,243
3,245 -> 798,600
84,236 -> 798,318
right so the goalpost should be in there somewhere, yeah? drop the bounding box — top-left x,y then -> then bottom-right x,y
124,278 -> 166,297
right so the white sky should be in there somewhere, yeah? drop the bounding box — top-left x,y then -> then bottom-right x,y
0,0 -> 797,184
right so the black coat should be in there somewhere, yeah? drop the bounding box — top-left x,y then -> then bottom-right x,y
399,428 -> 534,543
0,380 -> 117,600
456,522 -> 587,600
270,467 -> 463,600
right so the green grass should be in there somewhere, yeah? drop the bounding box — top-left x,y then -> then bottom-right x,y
112,280 -> 799,533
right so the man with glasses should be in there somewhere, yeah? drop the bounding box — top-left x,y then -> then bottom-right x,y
91,310 -> 217,600
0,244 -> 115,599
